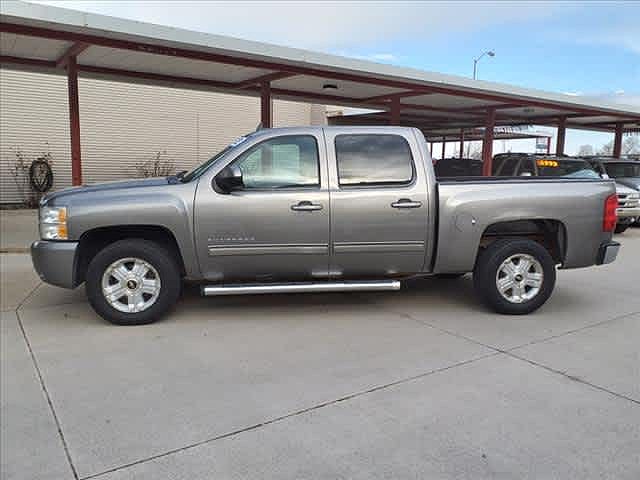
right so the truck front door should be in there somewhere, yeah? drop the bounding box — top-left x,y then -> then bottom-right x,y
194,132 -> 330,282
324,129 -> 430,277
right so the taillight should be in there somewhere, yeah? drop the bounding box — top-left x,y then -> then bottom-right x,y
603,194 -> 618,232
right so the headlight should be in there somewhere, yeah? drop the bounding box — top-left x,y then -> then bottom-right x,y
40,206 -> 68,240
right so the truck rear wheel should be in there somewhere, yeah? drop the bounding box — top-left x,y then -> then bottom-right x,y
85,239 -> 181,325
473,238 -> 556,315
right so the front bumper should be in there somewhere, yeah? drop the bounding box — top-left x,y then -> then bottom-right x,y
31,240 -> 79,289
596,241 -> 621,266
617,206 -> 640,219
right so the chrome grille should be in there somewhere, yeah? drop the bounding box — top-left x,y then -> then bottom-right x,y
618,193 -> 639,209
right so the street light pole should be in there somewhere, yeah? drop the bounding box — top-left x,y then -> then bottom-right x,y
473,50 -> 495,80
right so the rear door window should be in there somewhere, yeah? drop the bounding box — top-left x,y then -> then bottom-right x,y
335,134 -> 414,186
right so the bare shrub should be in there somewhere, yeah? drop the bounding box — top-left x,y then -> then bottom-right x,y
135,151 -> 175,178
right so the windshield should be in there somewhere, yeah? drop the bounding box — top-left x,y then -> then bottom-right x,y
603,162 -> 640,178
181,135 -> 251,182
538,160 -> 601,179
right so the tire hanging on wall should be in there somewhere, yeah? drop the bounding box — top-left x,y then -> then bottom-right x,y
29,159 -> 53,193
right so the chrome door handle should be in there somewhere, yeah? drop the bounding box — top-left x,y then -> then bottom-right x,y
291,201 -> 323,211
391,198 -> 422,209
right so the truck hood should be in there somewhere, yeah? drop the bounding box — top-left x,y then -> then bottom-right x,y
614,177 -> 640,191
42,177 -> 170,205
615,182 -> 639,195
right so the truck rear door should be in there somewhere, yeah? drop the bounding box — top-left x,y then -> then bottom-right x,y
324,128 -> 430,277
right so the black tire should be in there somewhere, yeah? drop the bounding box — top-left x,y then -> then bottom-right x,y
85,239 -> 181,325
473,238 -> 556,315
614,224 -> 629,234
434,273 -> 466,279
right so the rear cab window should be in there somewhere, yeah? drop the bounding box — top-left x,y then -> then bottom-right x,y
335,134 -> 414,187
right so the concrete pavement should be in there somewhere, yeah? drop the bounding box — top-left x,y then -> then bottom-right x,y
0,210 -> 38,253
1,230 -> 639,479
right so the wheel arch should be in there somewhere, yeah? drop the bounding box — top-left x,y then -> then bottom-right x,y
75,225 -> 186,286
478,219 -> 567,266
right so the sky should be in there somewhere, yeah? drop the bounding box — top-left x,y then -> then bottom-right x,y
29,0 -> 640,155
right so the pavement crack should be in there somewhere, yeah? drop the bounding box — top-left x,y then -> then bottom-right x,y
505,309 -> 640,353
15,309 -> 80,480
506,351 -> 640,406
388,309 -> 640,406
81,351 -> 500,480
15,280 -> 43,312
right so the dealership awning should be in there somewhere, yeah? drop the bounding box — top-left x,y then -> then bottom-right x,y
2,0 -> 639,182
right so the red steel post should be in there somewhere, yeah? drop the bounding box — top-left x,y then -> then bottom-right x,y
613,123 -> 623,158
482,107 -> 496,176
441,136 -> 446,160
261,81 -> 272,128
459,128 -> 464,159
556,116 -> 567,156
67,56 -> 82,185
389,96 -> 401,125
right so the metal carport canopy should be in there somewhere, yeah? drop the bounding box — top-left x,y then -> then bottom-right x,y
1,0 -> 639,182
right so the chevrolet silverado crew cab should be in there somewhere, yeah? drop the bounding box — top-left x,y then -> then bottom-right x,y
32,127 -> 621,325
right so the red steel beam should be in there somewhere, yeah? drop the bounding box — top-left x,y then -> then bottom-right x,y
2,21 -> 638,120
613,123 -> 623,158
362,90 -> 433,103
261,81 -> 272,128
79,63 -> 238,89
67,56 -> 82,185
397,103 -> 485,117
56,41 -> 90,68
236,71 -> 296,89
482,107 -> 496,176
556,116 -> 567,155
0,55 -> 55,68
453,103 -> 523,112
389,96 -> 401,125
79,63 -> 368,105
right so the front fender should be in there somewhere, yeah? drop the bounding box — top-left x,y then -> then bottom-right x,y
52,183 -> 200,277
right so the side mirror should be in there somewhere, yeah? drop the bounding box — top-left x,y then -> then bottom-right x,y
215,165 -> 243,192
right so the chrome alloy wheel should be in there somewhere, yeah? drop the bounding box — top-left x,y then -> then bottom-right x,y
495,254 -> 544,304
101,257 -> 161,313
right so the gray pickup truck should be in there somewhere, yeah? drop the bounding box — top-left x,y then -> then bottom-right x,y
32,127 -> 621,325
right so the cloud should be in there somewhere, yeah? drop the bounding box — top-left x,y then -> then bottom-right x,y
30,1 -> 564,50
577,91 -> 640,108
334,51 -> 399,64
576,23 -> 640,55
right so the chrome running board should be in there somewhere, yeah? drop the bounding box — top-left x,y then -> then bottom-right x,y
201,280 -> 401,296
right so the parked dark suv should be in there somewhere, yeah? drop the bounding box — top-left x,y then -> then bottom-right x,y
583,156 -> 640,191
434,157 -> 483,177
492,153 -> 600,178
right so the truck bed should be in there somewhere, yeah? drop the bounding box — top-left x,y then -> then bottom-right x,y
432,177 -> 616,273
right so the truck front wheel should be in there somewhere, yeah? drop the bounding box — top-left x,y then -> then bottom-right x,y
473,239 -> 556,315
85,239 -> 181,325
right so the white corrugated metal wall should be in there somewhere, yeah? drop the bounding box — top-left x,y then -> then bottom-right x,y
0,69 -> 325,204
